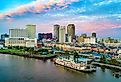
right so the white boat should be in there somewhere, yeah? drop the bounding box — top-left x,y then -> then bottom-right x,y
54,55 -> 96,72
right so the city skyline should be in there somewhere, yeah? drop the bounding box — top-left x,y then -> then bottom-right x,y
0,0 -> 121,38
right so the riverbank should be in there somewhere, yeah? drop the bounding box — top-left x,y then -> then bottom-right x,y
0,49 -> 57,60
0,52 -> 57,59
0,52 -> 57,60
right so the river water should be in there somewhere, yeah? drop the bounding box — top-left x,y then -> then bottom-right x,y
0,54 -> 121,82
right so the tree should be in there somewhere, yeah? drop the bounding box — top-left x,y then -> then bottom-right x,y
100,55 -> 106,63
28,48 -> 34,55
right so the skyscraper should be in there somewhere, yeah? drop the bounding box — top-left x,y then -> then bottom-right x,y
54,24 -> 60,42
67,24 -> 75,41
59,26 -> 66,43
92,32 -> 96,38
26,24 -> 36,39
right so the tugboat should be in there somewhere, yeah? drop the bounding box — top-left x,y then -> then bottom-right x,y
54,55 -> 96,72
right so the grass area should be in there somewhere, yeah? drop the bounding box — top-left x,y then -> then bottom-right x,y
0,49 -> 24,54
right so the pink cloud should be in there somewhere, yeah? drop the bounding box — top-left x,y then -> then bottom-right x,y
76,20 -> 121,32
0,0 -> 79,19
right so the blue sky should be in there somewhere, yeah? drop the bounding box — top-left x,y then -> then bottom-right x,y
0,0 -> 121,38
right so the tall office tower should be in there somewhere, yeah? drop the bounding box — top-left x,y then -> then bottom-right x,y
26,24 -> 36,39
54,24 -> 60,42
9,29 -> 27,38
67,24 -> 75,41
92,32 -> 96,38
59,26 -> 66,43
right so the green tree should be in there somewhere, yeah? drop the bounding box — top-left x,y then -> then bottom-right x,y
100,55 -> 106,63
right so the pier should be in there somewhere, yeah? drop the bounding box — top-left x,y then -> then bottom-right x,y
92,62 -> 121,70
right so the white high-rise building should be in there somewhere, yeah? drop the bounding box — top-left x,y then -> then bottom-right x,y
59,26 -> 66,43
26,24 -> 36,39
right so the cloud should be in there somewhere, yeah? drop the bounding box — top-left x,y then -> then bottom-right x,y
0,0 -> 79,19
94,0 -> 121,6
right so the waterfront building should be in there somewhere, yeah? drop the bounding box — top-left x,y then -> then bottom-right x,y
38,33 -> 52,40
5,37 -> 37,47
54,24 -> 60,42
67,24 -> 75,42
59,26 -> 66,43
26,24 -> 36,39
5,25 -> 37,47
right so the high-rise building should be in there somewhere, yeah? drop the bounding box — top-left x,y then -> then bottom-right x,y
9,29 -> 27,38
54,24 -> 60,42
67,24 -> 75,41
92,32 -> 96,38
26,24 -> 36,39
59,26 -> 66,43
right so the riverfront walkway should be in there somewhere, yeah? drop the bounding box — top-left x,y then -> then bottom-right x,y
92,62 -> 121,70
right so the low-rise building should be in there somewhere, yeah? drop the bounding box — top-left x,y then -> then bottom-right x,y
5,37 -> 37,47
84,37 -> 96,44
38,33 -> 52,40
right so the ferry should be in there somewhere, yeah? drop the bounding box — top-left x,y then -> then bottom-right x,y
54,55 -> 96,72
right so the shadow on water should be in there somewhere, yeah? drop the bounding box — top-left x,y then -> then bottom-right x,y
54,64 -> 95,78
100,66 -> 121,79
100,66 -> 106,72
112,70 -> 121,79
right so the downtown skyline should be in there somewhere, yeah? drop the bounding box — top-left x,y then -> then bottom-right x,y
0,0 -> 121,38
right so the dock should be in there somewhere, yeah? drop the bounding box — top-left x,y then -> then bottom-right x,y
92,62 -> 121,70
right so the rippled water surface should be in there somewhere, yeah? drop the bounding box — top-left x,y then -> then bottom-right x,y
0,54 -> 121,82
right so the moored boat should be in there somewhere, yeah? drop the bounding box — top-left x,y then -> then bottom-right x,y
54,55 -> 96,72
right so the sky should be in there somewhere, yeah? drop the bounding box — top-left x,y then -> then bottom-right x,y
0,0 -> 121,38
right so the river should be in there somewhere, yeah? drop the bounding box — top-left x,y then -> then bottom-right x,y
0,54 -> 121,82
